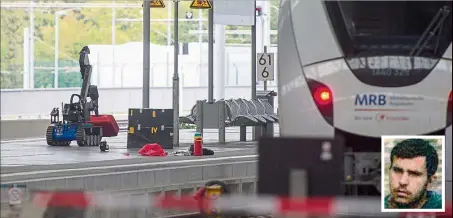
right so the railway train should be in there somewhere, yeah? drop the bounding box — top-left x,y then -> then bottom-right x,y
277,0 -> 452,198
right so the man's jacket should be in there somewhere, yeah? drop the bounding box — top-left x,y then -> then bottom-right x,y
384,191 -> 442,209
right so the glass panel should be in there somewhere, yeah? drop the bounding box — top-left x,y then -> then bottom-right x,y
324,1 -> 452,87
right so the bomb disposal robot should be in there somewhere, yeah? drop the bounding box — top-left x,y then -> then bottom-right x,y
46,46 -> 119,150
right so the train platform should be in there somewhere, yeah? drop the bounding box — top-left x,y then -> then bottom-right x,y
0,126 -> 261,218
0,127 -> 271,167
0,126 -> 277,183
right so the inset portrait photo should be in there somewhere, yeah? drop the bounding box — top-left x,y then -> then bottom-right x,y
381,135 -> 445,213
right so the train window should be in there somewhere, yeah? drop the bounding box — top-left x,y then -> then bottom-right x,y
325,0 -> 452,58
324,0 -> 452,87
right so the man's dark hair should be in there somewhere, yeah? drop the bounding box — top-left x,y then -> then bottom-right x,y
390,139 -> 439,178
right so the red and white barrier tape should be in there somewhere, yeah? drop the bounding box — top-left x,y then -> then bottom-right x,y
31,191 -> 452,217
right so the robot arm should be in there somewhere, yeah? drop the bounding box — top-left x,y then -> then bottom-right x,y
79,46 -> 92,102
78,46 -> 101,119
79,46 -> 90,77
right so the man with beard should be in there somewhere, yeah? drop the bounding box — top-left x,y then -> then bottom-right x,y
384,138 -> 442,209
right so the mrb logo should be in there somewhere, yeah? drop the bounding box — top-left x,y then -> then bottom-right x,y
354,94 -> 387,106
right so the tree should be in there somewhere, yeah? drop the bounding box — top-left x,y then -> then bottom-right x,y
1,0 -> 281,89
0,9 -> 27,88
270,0 -> 279,44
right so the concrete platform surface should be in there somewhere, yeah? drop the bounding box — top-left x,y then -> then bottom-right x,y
1,126 -> 276,177
0,126 -> 271,218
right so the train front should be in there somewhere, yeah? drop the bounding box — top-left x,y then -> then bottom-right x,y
277,0 -> 452,197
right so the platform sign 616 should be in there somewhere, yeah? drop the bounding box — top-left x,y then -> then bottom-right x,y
257,52 -> 275,81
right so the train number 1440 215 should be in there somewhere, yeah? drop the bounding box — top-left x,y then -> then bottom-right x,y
371,69 -> 410,77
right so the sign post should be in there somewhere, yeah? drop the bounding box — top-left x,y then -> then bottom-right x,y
142,0 -> 151,108
256,47 -> 275,84
142,0 -> 165,109
255,47 -> 274,141
189,0 -> 213,103
173,0 -> 179,147
251,0 -> 257,141
251,1 -> 257,101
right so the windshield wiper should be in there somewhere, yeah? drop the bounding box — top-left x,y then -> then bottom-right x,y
410,6 -> 451,57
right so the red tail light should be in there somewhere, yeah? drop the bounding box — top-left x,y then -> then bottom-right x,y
313,87 -> 332,106
307,79 -> 334,125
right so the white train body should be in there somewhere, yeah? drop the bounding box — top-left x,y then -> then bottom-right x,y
277,0 -> 451,197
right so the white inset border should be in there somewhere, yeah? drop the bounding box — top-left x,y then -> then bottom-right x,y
381,135 -> 445,213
